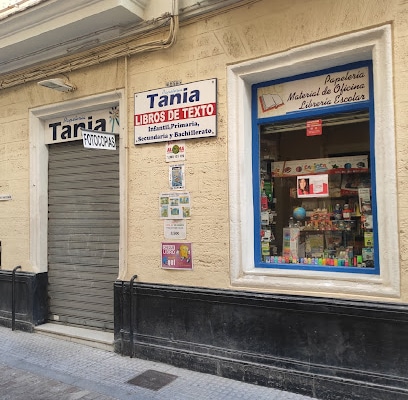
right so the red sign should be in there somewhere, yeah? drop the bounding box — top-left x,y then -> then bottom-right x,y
306,119 -> 322,136
134,103 -> 216,126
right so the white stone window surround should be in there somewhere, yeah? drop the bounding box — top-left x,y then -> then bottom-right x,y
227,25 -> 399,298
29,90 -> 127,279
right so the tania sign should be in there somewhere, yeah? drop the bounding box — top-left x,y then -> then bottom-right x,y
45,107 -> 120,144
134,79 -> 217,145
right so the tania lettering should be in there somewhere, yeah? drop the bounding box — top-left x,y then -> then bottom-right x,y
49,116 -> 106,141
146,88 -> 200,108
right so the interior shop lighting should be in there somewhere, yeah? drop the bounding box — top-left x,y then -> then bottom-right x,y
37,78 -> 76,92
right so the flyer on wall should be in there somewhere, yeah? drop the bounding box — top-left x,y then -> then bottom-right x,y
164,220 -> 187,240
169,164 -> 185,190
166,141 -> 186,162
161,242 -> 193,270
160,192 -> 191,219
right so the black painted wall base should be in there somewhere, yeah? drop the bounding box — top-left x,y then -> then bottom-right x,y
114,281 -> 408,400
0,270 -> 48,332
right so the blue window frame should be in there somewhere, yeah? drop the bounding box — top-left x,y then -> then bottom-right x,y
252,61 -> 378,274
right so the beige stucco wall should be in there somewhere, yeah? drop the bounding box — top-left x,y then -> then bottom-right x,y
1,0 -> 408,301
0,58 -> 126,271
0,90 -> 30,268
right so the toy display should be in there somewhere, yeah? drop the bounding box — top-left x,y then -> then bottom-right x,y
260,155 -> 374,269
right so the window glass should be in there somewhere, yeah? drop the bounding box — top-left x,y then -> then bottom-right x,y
254,64 -> 377,273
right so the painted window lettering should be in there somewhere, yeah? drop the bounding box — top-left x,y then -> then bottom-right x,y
324,70 -> 366,85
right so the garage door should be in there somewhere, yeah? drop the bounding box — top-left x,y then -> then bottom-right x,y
47,140 -> 119,331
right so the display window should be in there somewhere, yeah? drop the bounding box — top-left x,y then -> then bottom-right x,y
253,61 -> 378,274
229,26 -> 397,296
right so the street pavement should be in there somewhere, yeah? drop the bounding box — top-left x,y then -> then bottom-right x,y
0,325 -> 315,400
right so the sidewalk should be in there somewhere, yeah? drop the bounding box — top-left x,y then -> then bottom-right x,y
0,325 -> 314,400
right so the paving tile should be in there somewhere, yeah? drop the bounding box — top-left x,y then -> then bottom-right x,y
0,326 -> 314,400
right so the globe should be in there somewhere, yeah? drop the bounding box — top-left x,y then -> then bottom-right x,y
293,207 -> 306,221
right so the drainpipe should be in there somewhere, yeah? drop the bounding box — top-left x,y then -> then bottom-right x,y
119,281 -> 125,356
173,0 -> 179,17
11,265 -> 22,331
129,274 -> 138,358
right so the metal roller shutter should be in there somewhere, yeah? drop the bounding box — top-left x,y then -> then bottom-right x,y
47,140 -> 119,331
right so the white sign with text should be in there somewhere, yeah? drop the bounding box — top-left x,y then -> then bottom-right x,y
134,79 -> 217,145
258,67 -> 369,118
45,106 -> 119,144
82,129 -> 116,150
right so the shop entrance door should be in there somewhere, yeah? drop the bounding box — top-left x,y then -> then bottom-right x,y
47,140 -> 119,331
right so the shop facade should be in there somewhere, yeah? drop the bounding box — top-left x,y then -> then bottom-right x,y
0,1 -> 408,399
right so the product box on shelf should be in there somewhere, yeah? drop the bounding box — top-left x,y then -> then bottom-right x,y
283,228 -> 305,259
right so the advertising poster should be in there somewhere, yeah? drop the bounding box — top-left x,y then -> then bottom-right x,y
306,119 -> 322,136
134,79 -> 217,144
161,242 -> 192,270
160,192 -> 191,219
272,155 -> 368,177
297,174 -> 329,198
169,164 -> 185,190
